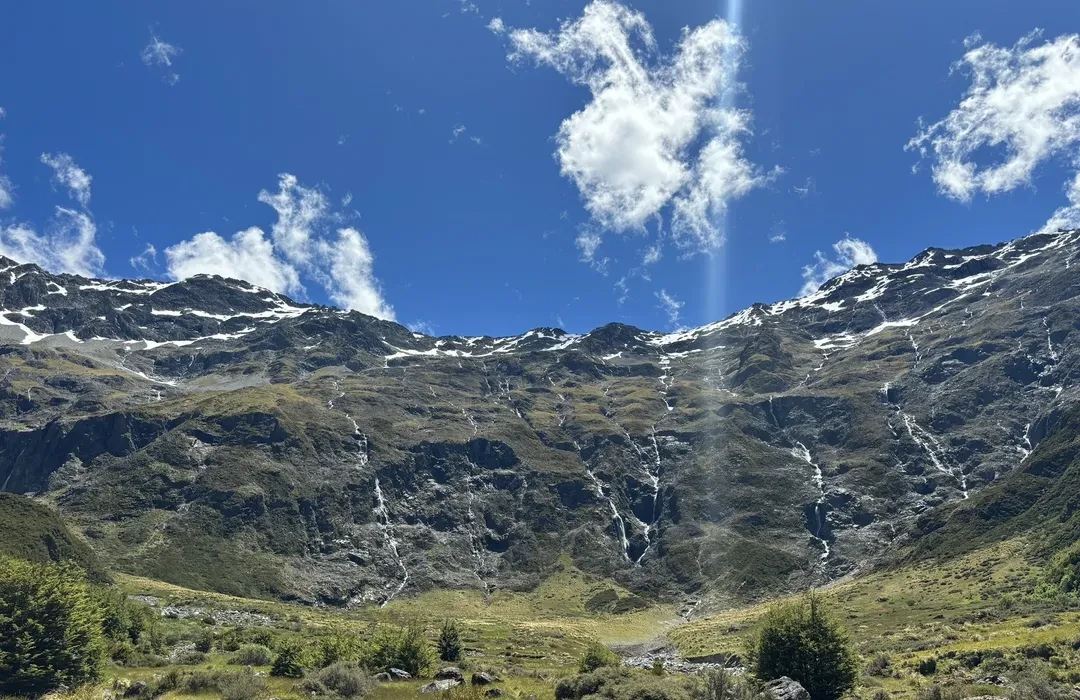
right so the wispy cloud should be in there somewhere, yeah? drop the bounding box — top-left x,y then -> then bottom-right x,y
41,153 -> 92,207
907,29 -> 1080,232
141,30 -> 181,85
655,288 -> 684,326
129,243 -> 158,272
800,235 -> 877,296
769,221 -> 786,243
502,1 -> 775,262
0,108 -> 12,211
0,148 -> 104,277
407,319 -> 437,335
450,125 -> 467,143
792,177 -> 816,198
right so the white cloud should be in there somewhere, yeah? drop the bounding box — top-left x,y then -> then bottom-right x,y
488,17 -> 505,35
256,173 -> 328,267
800,235 -> 877,296
142,31 -> 180,66
41,153 -> 92,207
0,143 -> 103,275
450,125 -> 467,143
141,31 -> 182,84
792,177 -> 816,198
165,227 -> 302,294
0,124 -> 12,210
317,227 -> 395,320
642,244 -> 662,265
0,208 -> 105,277
1041,171 -> 1080,232
575,229 -> 603,262
408,319 -> 437,335
164,174 -> 395,320
655,288 -> 684,326
130,243 -> 158,272
769,221 -> 786,243
907,30 -> 1080,207
505,1 -> 771,258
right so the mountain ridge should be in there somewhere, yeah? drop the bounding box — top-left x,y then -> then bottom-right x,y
1,229 -> 1078,608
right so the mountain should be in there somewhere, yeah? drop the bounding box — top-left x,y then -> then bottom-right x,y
1,229 -> 1077,607
0,492 -> 109,582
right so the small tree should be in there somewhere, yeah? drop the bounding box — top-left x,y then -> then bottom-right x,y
438,620 -> 463,662
271,641 -> 306,678
747,592 -> 858,700
578,642 -> 620,673
0,557 -> 106,696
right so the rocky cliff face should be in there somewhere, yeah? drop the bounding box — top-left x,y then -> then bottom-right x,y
1,230 -> 1077,607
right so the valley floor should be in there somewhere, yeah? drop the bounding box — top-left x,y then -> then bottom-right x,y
73,537 -> 1080,700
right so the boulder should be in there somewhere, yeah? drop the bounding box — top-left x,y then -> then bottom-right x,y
762,677 -> 809,700
435,667 -> 465,682
420,680 -> 462,693
390,668 -> 413,680
486,690 -> 505,698
123,682 -> 149,698
471,672 -> 498,686
374,673 -> 392,683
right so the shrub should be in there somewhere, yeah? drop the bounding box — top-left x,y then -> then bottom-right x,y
271,641 -> 306,678
109,640 -> 136,664
692,668 -> 757,700
175,650 -> 209,666
868,654 -> 891,676
1013,663 -> 1072,700
220,668 -> 267,700
195,629 -> 215,653
746,592 -> 858,700
316,631 -> 361,668
578,642 -> 621,673
652,658 -> 665,676
308,662 -> 374,699
0,557 -> 106,696
364,622 -> 433,677
557,667 -> 691,700
872,691 -> 889,700
97,589 -> 156,646
917,657 -> 937,676
233,644 -> 274,667
439,619 -> 464,662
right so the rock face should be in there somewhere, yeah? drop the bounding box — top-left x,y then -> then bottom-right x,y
1,230 -> 1079,605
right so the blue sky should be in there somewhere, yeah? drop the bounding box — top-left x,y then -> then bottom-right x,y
2,1 -> 1080,337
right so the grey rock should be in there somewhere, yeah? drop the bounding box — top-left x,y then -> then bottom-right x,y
390,668 -> 412,680
485,690 -> 505,698
435,668 -> 465,682
471,672 -> 497,686
420,680 -> 462,693
374,673 -> 391,683
762,677 -> 809,700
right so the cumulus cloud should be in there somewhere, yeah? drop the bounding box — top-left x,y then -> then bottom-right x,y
41,153 -> 92,207
655,288 -> 684,326
164,174 -> 395,320
907,30 -> 1080,230
141,31 -> 181,84
504,1 -> 772,258
165,227 -> 303,294
488,17 -> 505,35
1042,171 -> 1080,232
800,235 -> 877,296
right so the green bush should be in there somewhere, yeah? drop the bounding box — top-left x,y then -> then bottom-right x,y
220,668 -> 267,700
917,657 -> 937,676
691,668 -> 758,700
652,658 -> 665,676
232,644 -> 274,667
867,654 -> 891,676
1038,541 -> 1080,597
578,642 -> 621,673
555,667 -> 690,700
364,622 -> 433,677
746,592 -> 858,700
271,641 -> 306,678
195,629 -> 215,653
316,631 -> 361,668
97,589 -> 156,645
174,649 -> 209,666
439,619 -> 464,662
0,557 -> 106,697
307,662 -> 374,698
